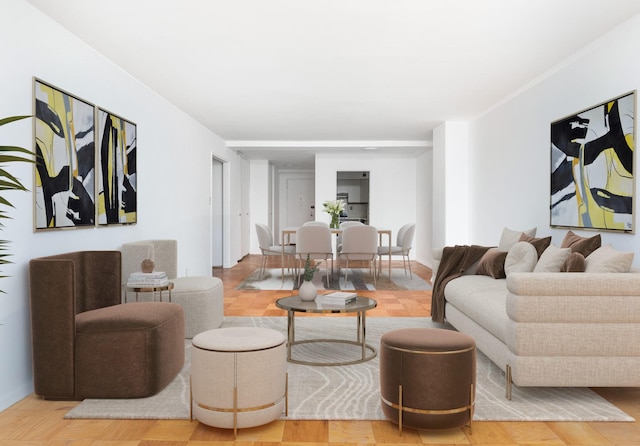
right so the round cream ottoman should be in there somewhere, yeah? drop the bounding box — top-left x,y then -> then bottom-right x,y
172,276 -> 224,339
380,328 -> 476,432
191,327 -> 287,436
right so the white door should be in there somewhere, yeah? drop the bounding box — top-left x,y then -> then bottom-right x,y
286,177 -> 314,225
285,177 -> 314,243
211,158 -> 223,267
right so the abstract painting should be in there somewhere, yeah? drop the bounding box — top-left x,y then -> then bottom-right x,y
550,92 -> 635,232
34,79 -> 96,230
97,109 -> 137,225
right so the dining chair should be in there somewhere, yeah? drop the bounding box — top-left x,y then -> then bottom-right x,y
303,221 -> 330,227
339,225 -> 378,286
336,221 -> 364,255
377,223 -> 416,278
256,223 -> 296,280
295,225 -> 333,287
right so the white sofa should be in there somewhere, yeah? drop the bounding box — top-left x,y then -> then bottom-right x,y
432,231 -> 640,398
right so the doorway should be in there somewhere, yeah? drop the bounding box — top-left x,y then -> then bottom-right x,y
211,157 -> 223,267
337,171 -> 370,224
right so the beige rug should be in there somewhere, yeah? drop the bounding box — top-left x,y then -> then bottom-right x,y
65,316 -> 634,422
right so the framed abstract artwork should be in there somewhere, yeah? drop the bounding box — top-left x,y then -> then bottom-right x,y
33,78 -> 96,230
97,108 -> 137,225
550,91 -> 635,232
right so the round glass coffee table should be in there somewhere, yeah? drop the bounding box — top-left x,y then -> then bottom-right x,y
275,295 -> 377,366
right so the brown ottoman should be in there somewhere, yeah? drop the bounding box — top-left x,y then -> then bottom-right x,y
380,328 -> 476,432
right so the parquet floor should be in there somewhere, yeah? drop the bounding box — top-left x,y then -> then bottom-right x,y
2,254 -> 640,445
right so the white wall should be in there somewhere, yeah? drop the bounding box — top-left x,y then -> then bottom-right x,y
315,153 -> 418,256
415,149 -> 433,266
0,1 -> 241,410
249,160 -> 271,252
432,122 -> 470,249
467,13 -> 640,259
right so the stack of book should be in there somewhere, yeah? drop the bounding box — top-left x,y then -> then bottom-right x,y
320,291 -> 357,306
127,271 -> 169,287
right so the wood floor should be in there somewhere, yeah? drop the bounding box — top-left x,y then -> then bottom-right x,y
2,254 -> 640,445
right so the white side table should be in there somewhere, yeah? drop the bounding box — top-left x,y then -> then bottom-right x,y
125,282 -> 174,302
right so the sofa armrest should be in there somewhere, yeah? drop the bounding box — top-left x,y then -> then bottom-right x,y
506,272 -> 640,323
29,258 -> 76,398
507,272 -> 640,296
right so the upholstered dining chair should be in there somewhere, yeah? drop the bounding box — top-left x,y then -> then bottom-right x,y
256,223 -> 296,279
336,220 -> 364,255
377,223 -> 416,278
295,225 -> 333,287
303,221 -> 330,227
339,225 -> 378,286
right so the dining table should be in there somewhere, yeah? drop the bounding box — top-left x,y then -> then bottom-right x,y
280,226 -> 392,284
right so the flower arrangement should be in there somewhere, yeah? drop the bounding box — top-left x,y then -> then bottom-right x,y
322,199 -> 345,228
302,254 -> 321,281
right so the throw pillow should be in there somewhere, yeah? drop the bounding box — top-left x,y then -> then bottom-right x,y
560,230 -> 601,257
504,241 -> 538,276
519,234 -> 552,258
498,227 -> 537,252
584,245 -> 634,273
476,248 -> 508,279
560,252 -> 586,272
534,244 -> 571,272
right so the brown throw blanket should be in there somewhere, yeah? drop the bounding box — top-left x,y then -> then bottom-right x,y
431,245 -> 491,323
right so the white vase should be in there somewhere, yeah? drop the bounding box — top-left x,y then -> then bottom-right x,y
299,280 -> 317,301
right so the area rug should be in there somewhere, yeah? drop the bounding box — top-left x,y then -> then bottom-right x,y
65,316 -> 634,422
236,268 -> 431,291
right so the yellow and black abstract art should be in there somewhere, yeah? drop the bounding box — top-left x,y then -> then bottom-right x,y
550,92 -> 635,232
34,79 -> 95,229
97,109 -> 137,225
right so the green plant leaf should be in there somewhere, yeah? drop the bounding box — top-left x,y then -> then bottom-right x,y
0,115 -> 35,286
0,145 -> 37,155
0,115 -> 31,127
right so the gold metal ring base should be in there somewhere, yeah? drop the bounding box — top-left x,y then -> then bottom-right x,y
381,383 -> 474,434
288,338 -> 377,366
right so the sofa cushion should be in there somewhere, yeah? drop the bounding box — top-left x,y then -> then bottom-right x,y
444,275 -> 509,342
504,241 -> 537,276
534,244 -> 571,272
560,252 -> 586,272
561,230 -> 601,257
76,302 -> 184,333
585,245 -> 634,273
476,248 -> 507,279
498,227 -> 537,252
518,234 -> 551,258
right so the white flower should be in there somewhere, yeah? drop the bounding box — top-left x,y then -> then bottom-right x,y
322,199 -> 345,215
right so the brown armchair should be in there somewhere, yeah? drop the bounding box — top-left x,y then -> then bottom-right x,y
29,250 -> 185,400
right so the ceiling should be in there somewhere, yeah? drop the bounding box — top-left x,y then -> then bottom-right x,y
26,0 -> 640,168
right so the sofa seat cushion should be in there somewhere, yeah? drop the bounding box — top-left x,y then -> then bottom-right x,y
76,302 -> 184,333
444,275 -> 509,342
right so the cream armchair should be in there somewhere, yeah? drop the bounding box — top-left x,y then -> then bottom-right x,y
121,240 -> 224,338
